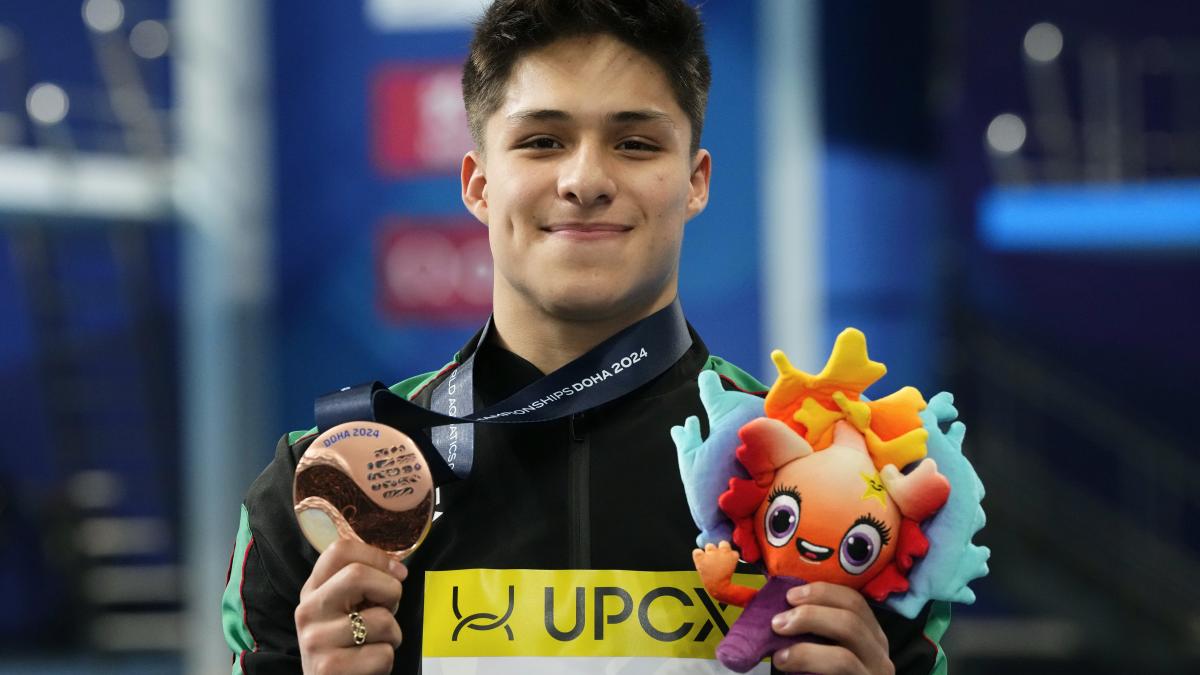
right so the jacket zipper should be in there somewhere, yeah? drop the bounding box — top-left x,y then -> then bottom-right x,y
568,411 -> 590,568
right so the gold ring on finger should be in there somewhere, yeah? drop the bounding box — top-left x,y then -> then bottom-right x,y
348,611 -> 367,646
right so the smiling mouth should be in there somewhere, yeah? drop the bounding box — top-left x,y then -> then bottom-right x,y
543,222 -> 633,236
795,537 -> 833,563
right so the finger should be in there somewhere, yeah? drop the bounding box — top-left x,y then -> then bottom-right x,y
314,562 -> 404,616
305,537 -> 407,594
315,606 -> 402,649
349,606 -> 403,649
785,582 -> 887,647
718,540 -> 733,552
773,640 -> 870,675
320,642 -> 396,675
771,603 -> 886,666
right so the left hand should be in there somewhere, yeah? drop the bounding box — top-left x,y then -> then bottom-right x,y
769,582 -> 894,675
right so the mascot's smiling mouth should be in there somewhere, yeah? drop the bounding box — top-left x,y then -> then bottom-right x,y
795,537 -> 833,562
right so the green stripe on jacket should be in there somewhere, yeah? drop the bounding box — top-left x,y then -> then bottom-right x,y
221,504 -> 255,675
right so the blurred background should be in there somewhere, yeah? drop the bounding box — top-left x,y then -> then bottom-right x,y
0,0 -> 1196,673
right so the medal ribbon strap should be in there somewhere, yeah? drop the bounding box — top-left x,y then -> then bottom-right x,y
314,299 -> 692,482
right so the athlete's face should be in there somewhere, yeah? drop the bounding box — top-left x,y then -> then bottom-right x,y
462,34 -> 711,322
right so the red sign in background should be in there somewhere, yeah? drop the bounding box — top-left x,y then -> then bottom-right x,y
370,63 -> 474,176
376,218 -> 493,322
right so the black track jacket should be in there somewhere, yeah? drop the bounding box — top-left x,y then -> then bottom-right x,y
222,325 -> 949,674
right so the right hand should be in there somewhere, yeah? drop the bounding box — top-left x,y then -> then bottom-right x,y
295,538 -> 408,675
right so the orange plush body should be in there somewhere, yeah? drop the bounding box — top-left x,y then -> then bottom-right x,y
693,328 -> 951,607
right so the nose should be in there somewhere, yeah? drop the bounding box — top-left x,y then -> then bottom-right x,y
557,141 -> 616,208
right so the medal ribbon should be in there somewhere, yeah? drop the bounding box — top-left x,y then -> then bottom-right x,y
314,299 -> 692,483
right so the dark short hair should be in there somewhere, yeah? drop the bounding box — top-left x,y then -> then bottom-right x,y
462,0 -> 711,154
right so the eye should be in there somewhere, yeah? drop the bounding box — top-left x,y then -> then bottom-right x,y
763,489 -> 800,548
838,516 -> 891,575
617,139 -> 659,152
519,136 -> 562,150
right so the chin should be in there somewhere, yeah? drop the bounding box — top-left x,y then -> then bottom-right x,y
536,284 -> 657,323
539,293 -> 632,322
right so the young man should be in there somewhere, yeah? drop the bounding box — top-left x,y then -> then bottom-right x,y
222,1 -> 949,673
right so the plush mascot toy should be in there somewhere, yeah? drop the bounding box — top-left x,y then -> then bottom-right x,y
673,328 -> 989,672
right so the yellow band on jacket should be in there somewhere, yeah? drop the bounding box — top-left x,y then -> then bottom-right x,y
422,568 -> 766,659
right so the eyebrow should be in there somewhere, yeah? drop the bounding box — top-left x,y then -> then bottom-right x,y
609,110 -> 676,126
505,108 -> 677,127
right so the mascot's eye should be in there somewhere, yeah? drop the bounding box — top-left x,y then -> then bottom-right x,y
764,488 -> 801,548
838,516 -> 891,575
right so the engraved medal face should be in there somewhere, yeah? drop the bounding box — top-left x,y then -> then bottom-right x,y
293,421 -> 434,558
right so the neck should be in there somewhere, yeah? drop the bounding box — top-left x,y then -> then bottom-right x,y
490,292 -> 676,374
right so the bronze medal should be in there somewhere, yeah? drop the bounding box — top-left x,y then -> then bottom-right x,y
293,421 -> 434,558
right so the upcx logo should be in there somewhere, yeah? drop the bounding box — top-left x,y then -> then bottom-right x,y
426,569 -> 760,660
452,585 -> 515,641
448,583 -> 734,643
543,585 -> 732,642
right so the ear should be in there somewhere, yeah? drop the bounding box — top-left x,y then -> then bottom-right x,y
461,150 -> 488,225
735,416 -> 812,484
880,460 -> 950,522
685,148 -> 711,220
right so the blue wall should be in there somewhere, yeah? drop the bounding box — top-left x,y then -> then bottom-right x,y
818,1 -> 943,392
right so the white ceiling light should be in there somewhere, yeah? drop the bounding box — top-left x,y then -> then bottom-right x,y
27,82 -> 70,126
986,113 -> 1027,155
1024,22 -> 1063,63
130,19 -> 169,59
83,0 -> 125,34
